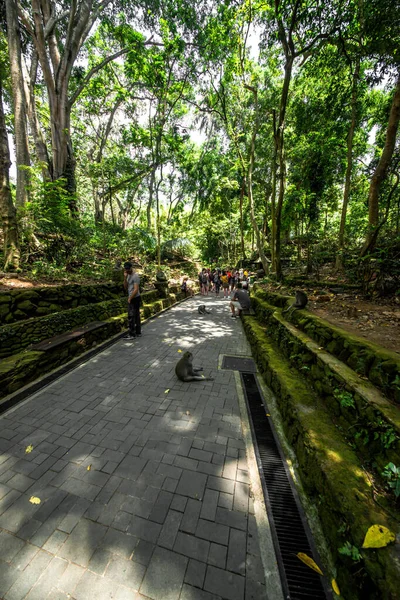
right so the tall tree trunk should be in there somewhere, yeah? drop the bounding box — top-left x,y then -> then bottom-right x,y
247,88 -> 269,275
239,179 -> 246,259
5,0 -> 30,207
361,74 -> 400,256
336,57 -> 360,270
22,53 -> 52,180
275,58 -> 293,280
0,81 -> 20,270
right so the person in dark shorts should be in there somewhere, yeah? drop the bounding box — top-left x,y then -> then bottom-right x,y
230,282 -> 251,317
123,261 -> 141,339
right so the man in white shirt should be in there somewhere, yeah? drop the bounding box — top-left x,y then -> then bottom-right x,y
123,261 -> 141,339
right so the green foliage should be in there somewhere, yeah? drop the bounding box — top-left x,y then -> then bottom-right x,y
338,542 -> 362,561
334,388 -> 355,409
382,463 -> 400,498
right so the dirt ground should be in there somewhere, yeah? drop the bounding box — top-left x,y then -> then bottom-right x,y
268,283 -> 400,354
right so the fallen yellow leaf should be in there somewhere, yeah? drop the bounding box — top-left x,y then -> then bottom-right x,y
266,413 -> 270,417
87,465 -> 91,471
29,496 -> 41,505
362,524 -> 395,549
165,389 -> 170,394
332,579 -> 340,595
177,349 -> 182,353
296,552 -> 323,575
25,445 -> 33,454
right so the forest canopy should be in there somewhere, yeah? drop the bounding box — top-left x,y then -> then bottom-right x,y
0,0 -> 399,292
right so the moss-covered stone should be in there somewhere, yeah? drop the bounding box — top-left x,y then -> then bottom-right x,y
251,288 -> 400,403
242,315 -> 399,600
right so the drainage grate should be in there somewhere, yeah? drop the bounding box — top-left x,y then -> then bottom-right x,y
222,355 -> 257,372
241,372 -> 331,600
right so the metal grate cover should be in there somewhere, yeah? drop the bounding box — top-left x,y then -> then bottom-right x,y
241,372 -> 331,600
222,355 -> 257,372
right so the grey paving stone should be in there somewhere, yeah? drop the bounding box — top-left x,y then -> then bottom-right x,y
6,473 -> 35,493
58,519 -> 107,567
0,493 -> 41,533
5,549 -> 53,600
106,555 -> 146,589
204,565 -> 245,600
158,509 -> 183,549
122,496 -> 154,519
140,546 -> 188,600
148,490 -> 173,524
206,476 -> 235,495
233,482 -> 249,514
10,543 -> 39,571
15,518 -> 42,541
195,519 -> 229,546
180,498 -> 201,534
114,456 -> 147,480
174,456 -> 198,471
200,489 -> 219,522
127,515 -> 162,543
87,547 -> 112,575
42,529 -> 68,554
0,561 -> 20,598
24,556 -> 68,600
215,508 -> 247,532
175,471 -> 207,500
131,539 -> 155,566
170,495 -> 187,513
184,558 -> 207,589
173,532 -> 209,562
102,527 -> 138,559
56,562 -> 85,596
208,543 -> 227,569
112,510 -> 132,532
0,531 -> 25,561
180,584 -> 221,600
74,570 -> 119,600
227,529 -> 247,575
245,578 -> 268,600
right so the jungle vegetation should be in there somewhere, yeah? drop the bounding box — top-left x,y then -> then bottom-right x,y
0,0 -> 399,292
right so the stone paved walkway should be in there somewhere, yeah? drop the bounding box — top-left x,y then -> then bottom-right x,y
0,295 -> 282,600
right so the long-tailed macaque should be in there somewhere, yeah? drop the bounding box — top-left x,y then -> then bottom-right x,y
282,290 -> 308,314
198,305 -> 211,315
175,351 -> 214,382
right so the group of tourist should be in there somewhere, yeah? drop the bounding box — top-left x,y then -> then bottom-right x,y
198,268 -> 249,297
122,260 -> 252,340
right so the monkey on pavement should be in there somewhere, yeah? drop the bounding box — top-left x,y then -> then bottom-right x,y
282,290 -> 308,314
175,351 -> 214,382
198,305 -> 211,315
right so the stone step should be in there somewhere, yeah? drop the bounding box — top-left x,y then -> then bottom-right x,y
253,287 -> 400,404
242,315 -> 399,600
251,294 -> 400,470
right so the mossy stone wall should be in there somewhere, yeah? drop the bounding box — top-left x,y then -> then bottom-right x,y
0,289 -> 162,359
253,288 -> 400,403
251,294 -> 400,470
0,283 -> 124,325
242,315 -> 399,600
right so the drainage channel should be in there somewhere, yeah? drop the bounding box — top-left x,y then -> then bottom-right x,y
241,370 -> 332,600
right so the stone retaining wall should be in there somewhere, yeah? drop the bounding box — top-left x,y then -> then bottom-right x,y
253,287 -> 400,403
0,283 -> 123,325
0,289 -> 161,359
242,315 -> 399,600
251,294 -> 400,470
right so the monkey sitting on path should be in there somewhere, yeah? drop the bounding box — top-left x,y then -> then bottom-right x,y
175,351 -> 214,382
282,290 -> 308,314
198,305 -> 211,315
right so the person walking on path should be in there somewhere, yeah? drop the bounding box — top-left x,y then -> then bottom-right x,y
214,270 -> 221,296
230,282 -> 251,317
200,268 -> 209,296
124,261 -> 142,339
221,270 -> 229,298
